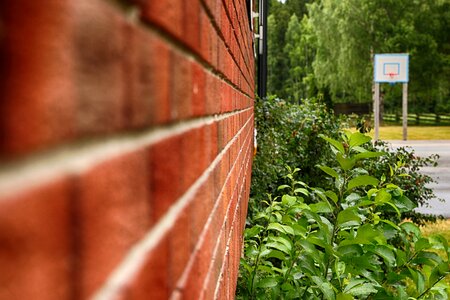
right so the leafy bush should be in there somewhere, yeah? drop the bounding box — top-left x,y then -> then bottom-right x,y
366,140 -> 442,224
251,96 -> 342,201
238,132 -> 450,299
251,97 -> 441,222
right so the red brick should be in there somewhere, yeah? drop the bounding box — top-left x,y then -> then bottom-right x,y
183,0 -> 201,53
0,0 -> 76,157
149,135 -> 183,222
208,122 -> 219,160
191,62 -> 206,117
181,127 -> 206,191
124,25 -> 171,127
75,150 -> 151,298
205,74 -> 220,115
139,0 -> 183,39
125,236 -> 171,300
190,177 -> 214,250
178,220 -> 215,300
169,208 -> 192,290
72,0 -> 127,135
200,224 -> 227,299
200,9 -> 212,65
170,50 -> 192,120
0,178 -> 72,300
221,4 -> 230,43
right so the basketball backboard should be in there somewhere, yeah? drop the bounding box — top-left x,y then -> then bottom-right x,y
374,54 -> 409,83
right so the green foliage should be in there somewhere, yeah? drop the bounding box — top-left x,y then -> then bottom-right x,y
364,140 -> 442,224
267,0 -> 318,102
268,0 -> 450,113
238,132 -> 450,299
251,96 -> 440,223
251,97 -> 342,201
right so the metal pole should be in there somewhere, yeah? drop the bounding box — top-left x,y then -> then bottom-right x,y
402,83 -> 408,140
257,0 -> 267,98
374,83 -> 380,140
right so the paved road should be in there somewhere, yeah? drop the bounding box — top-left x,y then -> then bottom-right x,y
387,140 -> 450,217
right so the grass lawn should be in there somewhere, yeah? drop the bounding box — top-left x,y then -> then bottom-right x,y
421,219 -> 450,286
422,219 -> 450,241
367,126 -> 450,140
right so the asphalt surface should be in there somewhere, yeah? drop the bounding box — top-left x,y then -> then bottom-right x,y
387,140 -> 450,217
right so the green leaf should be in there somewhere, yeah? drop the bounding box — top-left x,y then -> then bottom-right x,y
353,151 -> 385,161
413,251 -> 443,266
337,208 -> 362,227
282,194 -> 297,206
313,188 -> 328,202
341,224 -> 384,246
318,165 -> 340,179
346,284 -> 378,297
347,175 -> 379,191
415,238 -> 432,252
352,146 -> 368,153
291,223 -> 307,237
380,219 -> 401,231
374,189 -> 391,203
396,249 -> 407,267
393,195 -> 417,212
349,132 -> 371,147
308,235 -> 335,255
266,242 -> 290,254
294,187 -> 309,196
277,184 -> 291,191
256,277 -> 279,288
269,236 -> 293,253
338,244 -> 364,258
325,190 -> 339,204
268,222 -> 295,235
408,268 -> 426,294
337,153 -> 355,171
320,134 -> 345,153
244,226 -> 262,238
336,293 -> 354,300
310,201 -> 333,213
369,245 -> 396,267
300,254 -> 322,276
429,234 -> 449,255
401,222 -> 421,239
344,279 -> 378,297
311,276 -> 336,300
264,249 -> 286,261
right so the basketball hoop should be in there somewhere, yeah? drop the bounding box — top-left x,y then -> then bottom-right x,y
388,72 -> 397,79
388,72 -> 397,85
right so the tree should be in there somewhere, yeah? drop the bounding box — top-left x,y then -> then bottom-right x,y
267,0 -> 315,100
284,14 -> 316,102
308,0 -> 450,111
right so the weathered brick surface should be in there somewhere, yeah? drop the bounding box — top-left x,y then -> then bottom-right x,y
0,178 -> 73,300
0,0 -> 255,299
75,150 -> 151,299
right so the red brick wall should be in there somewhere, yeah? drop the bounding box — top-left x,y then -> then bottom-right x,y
0,0 -> 254,299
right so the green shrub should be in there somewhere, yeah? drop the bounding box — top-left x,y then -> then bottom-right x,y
366,140 -> 442,224
238,132 -> 450,299
251,97 -> 441,222
251,96 -> 342,201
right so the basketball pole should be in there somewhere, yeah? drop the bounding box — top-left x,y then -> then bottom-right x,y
374,83 -> 380,141
402,83 -> 408,140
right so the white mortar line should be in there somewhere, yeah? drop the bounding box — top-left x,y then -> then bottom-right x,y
0,108 -> 252,199
170,119 -> 253,299
92,112 -> 254,300
200,136 -> 252,300
212,149 -> 252,299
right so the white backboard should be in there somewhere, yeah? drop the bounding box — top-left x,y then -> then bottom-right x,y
374,54 -> 409,83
